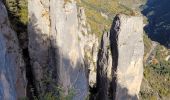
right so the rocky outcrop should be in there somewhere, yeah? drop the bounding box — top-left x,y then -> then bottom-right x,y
50,0 -> 88,99
0,1 -> 26,100
28,0 -> 88,99
97,14 -> 144,100
28,0 -> 50,95
1,0 -> 144,99
97,32 -> 112,100
110,14 -> 144,100
78,7 -> 99,88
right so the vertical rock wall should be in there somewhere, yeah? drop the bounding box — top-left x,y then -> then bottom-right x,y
96,14 -> 144,100
50,0 -> 88,99
1,0 -> 144,99
78,7 -> 99,88
0,1 -> 26,100
97,32 -> 112,100
28,0 -> 88,99
110,14 -> 144,100
28,0 -> 50,94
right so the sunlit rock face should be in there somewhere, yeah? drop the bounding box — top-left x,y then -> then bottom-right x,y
0,1 -> 26,100
77,7 -> 99,88
110,14 -> 144,100
96,14 -> 144,100
28,0 -> 88,99
50,0 -> 88,99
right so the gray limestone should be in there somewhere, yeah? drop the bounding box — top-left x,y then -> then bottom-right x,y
0,1 -> 26,100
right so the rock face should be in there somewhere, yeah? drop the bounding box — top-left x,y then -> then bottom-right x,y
50,0 -> 88,99
97,14 -> 144,100
28,0 -> 50,95
28,0 -> 88,99
110,14 -> 144,100
78,7 -> 99,88
1,0 -> 144,99
97,32 -> 112,100
0,1 -> 26,100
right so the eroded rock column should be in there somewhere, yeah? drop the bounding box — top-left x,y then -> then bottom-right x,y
110,14 -> 144,100
97,32 -> 112,100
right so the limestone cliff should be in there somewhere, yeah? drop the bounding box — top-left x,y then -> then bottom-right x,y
28,0 -> 88,99
27,1 -> 145,99
0,0 -> 145,99
97,32 -> 112,100
96,14 -> 144,100
110,14 -> 144,100
50,0 -> 88,99
0,1 -> 26,99
78,7 -> 99,88
28,0 -> 50,95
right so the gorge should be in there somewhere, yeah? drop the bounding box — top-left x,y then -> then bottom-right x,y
0,0 -> 170,100
142,0 -> 170,48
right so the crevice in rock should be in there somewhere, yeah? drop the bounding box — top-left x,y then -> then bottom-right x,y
95,15 -> 120,100
96,32 -> 111,100
23,48 -> 38,99
110,15 -> 120,99
89,85 -> 98,100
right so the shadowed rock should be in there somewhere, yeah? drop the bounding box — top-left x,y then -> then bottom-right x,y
0,1 -> 26,99
97,32 -> 112,100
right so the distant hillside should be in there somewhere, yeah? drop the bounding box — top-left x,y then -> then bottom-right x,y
77,0 -> 142,37
140,0 -> 170,99
142,0 -> 170,47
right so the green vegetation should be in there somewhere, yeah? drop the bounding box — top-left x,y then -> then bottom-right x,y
40,87 -> 75,100
140,44 -> 170,99
155,46 -> 170,61
77,0 -> 134,37
140,3 -> 170,98
143,33 -> 152,56
64,0 -> 71,3
141,61 -> 170,99
38,73 -> 76,100
64,0 -> 72,6
4,0 -> 28,26
17,0 -> 28,25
